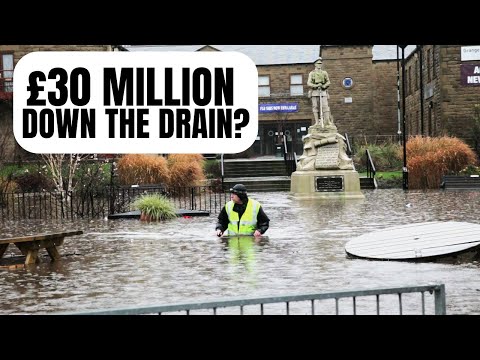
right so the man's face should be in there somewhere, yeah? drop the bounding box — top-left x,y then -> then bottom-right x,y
231,193 -> 242,204
315,62 -> 322,69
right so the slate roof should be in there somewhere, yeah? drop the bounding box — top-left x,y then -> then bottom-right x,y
124,45 -> 416,64
124,45 -> 320,65
372,45 -> 416,60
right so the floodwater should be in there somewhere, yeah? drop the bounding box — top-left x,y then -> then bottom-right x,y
1,189 -> 480,315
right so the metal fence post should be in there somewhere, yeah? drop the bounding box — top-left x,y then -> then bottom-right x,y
191,187 -> 195,210
434,284 -> 447,315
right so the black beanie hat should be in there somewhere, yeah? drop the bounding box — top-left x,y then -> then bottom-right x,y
230,184 -> 248,202
230,184 -> 247,195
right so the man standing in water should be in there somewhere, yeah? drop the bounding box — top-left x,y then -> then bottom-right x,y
216,184 -> 270,237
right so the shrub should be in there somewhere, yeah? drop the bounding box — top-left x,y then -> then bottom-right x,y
204,160 -> 221,179
117,154 -> 169,186
72,161 -> 114,194
133,193 -> 177,221
354,143 -> 402,172
459,164 -> 480,176
13,172 -> 55,192
166,154 -> 206,188
0,164 -> 38,178
207,178 -> 224,193
0,176 -> 18,194
405,136 -> 478,189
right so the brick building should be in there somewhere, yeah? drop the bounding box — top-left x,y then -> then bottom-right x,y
2,45 -> 477,161
128,45 -> 413,156
321,45 -> 407,142
0,45 -> 114,162
126,45 -> 318,156
402,45 -> 480,151
255,45 -> 416,155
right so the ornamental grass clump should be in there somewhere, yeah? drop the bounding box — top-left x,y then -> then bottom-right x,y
405,136 -> 478,189
166,154 -> 206,188
117,154 -> 169,185
133,193 -> 177,221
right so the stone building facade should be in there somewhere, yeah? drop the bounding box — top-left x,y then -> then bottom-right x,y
2,45 -> 477,161
320,45 -> 399,142
0,45 -> 113,162
403,45 -> 480,152
256,63 -> 314,156
256,45 -> 480,156
255,45 -> 401,157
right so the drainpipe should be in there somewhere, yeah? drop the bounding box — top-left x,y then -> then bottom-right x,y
220,153 -> 224,185
400,45 -> 409,190
396,46 -> 402,144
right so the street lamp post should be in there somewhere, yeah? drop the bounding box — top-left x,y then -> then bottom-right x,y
399,45 -> 409,190
396,46 -> 402,144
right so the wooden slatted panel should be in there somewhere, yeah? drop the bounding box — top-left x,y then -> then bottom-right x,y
345,222 -> 480,260
0,230 -> 83,245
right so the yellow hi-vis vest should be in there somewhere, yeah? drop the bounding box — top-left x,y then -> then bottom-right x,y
226,199 -> 261,235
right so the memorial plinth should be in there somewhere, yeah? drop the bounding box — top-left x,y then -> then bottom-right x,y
290,124 -> 364,200
290,170 -> 364,200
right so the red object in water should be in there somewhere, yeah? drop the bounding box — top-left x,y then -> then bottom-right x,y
183,216 -> 192,219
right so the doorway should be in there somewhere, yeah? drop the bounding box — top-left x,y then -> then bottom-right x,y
258,121 -> 310,156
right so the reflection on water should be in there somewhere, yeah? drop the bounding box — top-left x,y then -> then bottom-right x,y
221,236 -> 269,288
1,189 -> 480,314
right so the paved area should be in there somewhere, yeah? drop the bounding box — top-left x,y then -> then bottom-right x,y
223,156 -> 284,162
223,176 -> 290,182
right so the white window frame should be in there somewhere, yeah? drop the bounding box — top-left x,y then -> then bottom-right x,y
290,74 -> 303,96
258,75 -> 270,97
0,53 -> 14,92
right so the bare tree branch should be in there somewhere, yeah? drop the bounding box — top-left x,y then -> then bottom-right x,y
41,154 -> 88,192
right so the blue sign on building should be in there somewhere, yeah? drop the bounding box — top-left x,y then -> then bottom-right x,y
259,103 -> 299,113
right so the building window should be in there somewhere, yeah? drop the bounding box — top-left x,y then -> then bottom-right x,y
0,53 -> 14,92
258,75 -> 270,97
290,74 -> 303,96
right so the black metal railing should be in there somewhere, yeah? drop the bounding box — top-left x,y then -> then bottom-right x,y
0,184 -> 229,221
282,135 -> 297,176
60,284 -> 447,315
366,149 -> 376,179
284,151 -> 297,176
344,133 -> 353,156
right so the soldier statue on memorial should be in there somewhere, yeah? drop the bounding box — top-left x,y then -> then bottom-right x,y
307,57 -> 333,128
297,57 -> 353,171
290,57 -> 363,199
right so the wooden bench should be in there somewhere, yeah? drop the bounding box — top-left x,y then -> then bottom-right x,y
0,230 -> 83,265
440,175 -> 480,189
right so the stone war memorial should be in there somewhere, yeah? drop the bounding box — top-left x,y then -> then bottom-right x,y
290,57 -> 364,200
